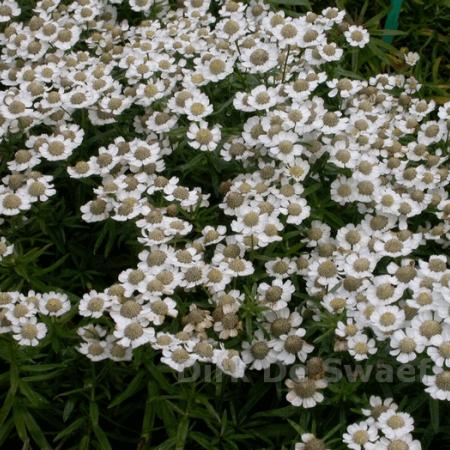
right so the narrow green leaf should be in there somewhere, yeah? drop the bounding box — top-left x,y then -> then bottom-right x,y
93,425 -> 112,450
175,416 -> 189,450
430,399 -> 440,432
63,399 -> 76,423
90,402 -> 99,426
24,411 -> 52,450
108,372 -> 145,408
0,418 -> 14,447
0,389 -> 14,426
13,403 -> 28,442
269,0 -> 311,7
54,418 -> 85,441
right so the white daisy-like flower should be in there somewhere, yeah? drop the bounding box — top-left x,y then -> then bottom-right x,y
12,317 -> 47,347
0,0 -> 20,22
427,325 -> 450,367
78,340 -> 110,362
0,236 -> 13,260
214,348 -> 246,379
146,297 -> 178,325
40,292 -> 71,317
389,328 -> 426,363
184,93 -> 213,121
241,330 -> 277,370
361,396 -> 398,420
239,43 -> 278,74
377,410 -> 415,439
0,191 -> 31,216
344,25 -> 370,48
161,345 -> 197,372
370,305 -> 405,334
295,433 -> 330,450
347,333 -> 377,361
271,328 -> 314,364
423,365 -> 450,400
285,367 -> 326,408
114,318 -> 155,349
187,120 -> 221,151
404,51 -> 420,67
342,420 -> 378,450
78,291 -> 111,319
375,435 -> 422,450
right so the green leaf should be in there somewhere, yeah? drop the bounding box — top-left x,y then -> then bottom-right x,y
79,435 -> 91,450
367,41 -> 390,63
269,0 -> 311,7
13,403 -> 28,442
175,416 -> 189,450
24,411 -> 52,450
108,372 -> 145,408
34,254 -> 70,276
190,431 -> 215,449
90,402 -> 99,426
141,382 -> 157,440
0,417 -> 14,447
63,399 -> 76,423
0,389 -> 14,426
54,418 -> 85,441
93,425 -> 112,450
429,399 -> 440,432
19,380 -> 48,407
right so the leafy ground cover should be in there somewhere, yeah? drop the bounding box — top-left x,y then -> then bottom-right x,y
0,0 -> 449,449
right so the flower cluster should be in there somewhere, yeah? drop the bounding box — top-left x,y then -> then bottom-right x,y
0,0 -> 449,437
293,396 -> 422,449
343,396 -> 421,450
0,290 -> 69,346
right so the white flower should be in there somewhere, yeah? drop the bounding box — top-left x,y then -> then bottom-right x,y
344,25 -> 370,48
184,93 -> 213,121
342,420 -> 378,450
375,434 -> 422,450
347,333 -> 377,361
295,433 -> 329,450
241,330 -> 277,370
285,367 -> 326,408
404,52 -> 420,67
389,328 -> 425,363
214,348 -> 246,378
264,257 -> 296,279
78,340 -> 110,362
40,292 -> 71,317
423,366 -> 450,400
271,328 -> 314,364
370,305 -> 405,334
0,191 -> 31,216
0,0 -> 20,22
361,396 -> 398,419
427,325 -> 450,367
239,43 -> 278,74
146,297 -> 178,325
79,291 -> 111,319
410,311 -> 443,346
80,198 -> 112,223
12,317 -> 47,346
377,410 -> 414,439
0,236 -> 13,260
161,346 -> 197,372
114,319 -> 155,349
246,85 -> 281,111
22,176 -> 56,202
187,121 -> 221,151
